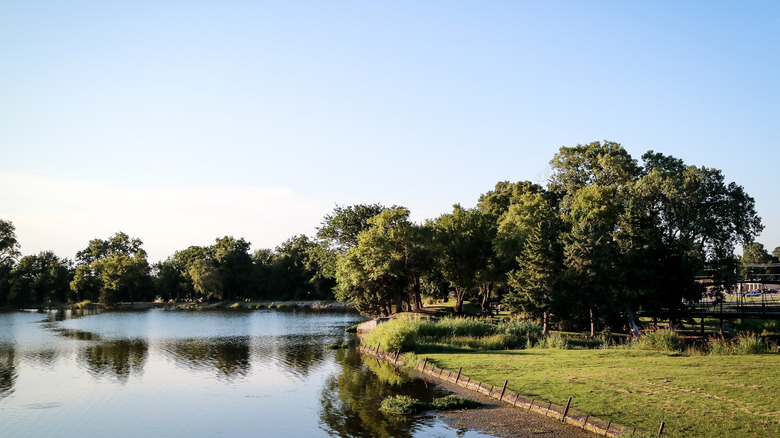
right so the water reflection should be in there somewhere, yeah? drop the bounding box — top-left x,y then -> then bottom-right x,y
80,339 -> 148,381
162,337 -> 250,380
0,344 -> 15,400
320,346 -> 449,438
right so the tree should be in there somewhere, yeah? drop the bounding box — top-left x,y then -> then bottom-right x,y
8,251 -> 72,305
334,207 -> 425,316
188,257 -> 223,300
70,232 -> 151,307
0,220 -> 21,306
212,236 -> 252,301
431,205 -> 496,315
741,242 -> 773,281
0,220 -> 21,266
317,204 -> 387,251
500,192 -> 564,335
267,235 -> 330,300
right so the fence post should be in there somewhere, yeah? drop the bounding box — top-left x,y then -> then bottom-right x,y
422,357 -> 428,371
605,420 -> 611,436
376,343 -> 380,353
488,384 -> 494,397
658,421 -> 665,436
499,380 -> 508,401
561,397 -> 571,422
455,367 -> 462,384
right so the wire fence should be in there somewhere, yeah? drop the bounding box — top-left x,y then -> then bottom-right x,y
359,342 -> 657,437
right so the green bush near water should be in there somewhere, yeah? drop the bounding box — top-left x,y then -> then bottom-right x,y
380,395 -> 429,415
380,394 -> 482,415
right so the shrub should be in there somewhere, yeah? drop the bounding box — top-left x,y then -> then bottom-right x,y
735,333 -> 770,355
380,395 -> 430,415
430,395 -> 481,410
708,334 -> 773,355
362,318 -> 423,352
437,317 -> 496,337
635,329 -> 685,352
538,334 -> 570,350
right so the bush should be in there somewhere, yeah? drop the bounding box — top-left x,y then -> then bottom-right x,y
362,318 -> 423,352
380,395 -> 482,415
635,329 -> 685,352
437,317 -> 496,337
380,395 -> 429,415
538,334 -> 570,350
430,395 -> 481,411
708,333 -> 773,355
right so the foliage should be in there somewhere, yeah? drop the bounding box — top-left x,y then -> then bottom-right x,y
362,317 -> 543,352
430,205 -> 497,314
536,334 -> 570,349
634,329 -> 685,352
379,394 -> 481,415
334,207 -> 429,316
430,395 -> 481,410
362,318 -> 423,352
70,232 -> 151,307
379,395 -> 429,415
707,334 -> 773,355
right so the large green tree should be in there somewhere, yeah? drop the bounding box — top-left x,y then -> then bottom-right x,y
71,232 -> 151,307
334,207 -> 426,316
431,205 -> 497,315
8,251 -> 72,306
500,191 -> 564,335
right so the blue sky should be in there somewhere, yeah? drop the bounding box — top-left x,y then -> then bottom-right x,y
2,1 -> 779,262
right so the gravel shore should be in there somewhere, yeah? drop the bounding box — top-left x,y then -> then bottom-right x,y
432,378 -> 594,438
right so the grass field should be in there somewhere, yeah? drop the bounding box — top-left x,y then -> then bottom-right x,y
421,348 -> 780,438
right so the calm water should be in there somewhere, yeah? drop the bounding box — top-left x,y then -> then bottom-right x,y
0,309 -> 495,438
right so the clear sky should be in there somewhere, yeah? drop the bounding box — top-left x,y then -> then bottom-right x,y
2,1 -> 779,262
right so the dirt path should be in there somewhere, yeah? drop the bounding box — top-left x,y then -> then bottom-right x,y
431,378 -> 595,438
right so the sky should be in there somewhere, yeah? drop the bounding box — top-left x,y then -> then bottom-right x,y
2,1 -> 779,263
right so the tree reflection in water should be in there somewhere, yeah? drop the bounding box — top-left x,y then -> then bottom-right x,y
319,346 -> 450,438
163,337 -> 251,380
0,344 -> 15,400
80,339 -> 148,382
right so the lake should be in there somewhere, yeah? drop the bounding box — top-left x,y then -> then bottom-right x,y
0,308 -> 496,438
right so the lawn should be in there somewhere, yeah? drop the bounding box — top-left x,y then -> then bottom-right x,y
421,348 -> 780,438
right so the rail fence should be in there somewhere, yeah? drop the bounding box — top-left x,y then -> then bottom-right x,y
359,342 -> 660,437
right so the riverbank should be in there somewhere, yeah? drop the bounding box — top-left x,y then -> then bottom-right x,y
433,377 -> 593,438
423,349 -> 780,438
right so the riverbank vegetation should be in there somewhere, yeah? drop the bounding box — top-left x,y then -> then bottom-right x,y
362,316 -> 780,437
2,141 -> 777,340
380,394 -> 481,415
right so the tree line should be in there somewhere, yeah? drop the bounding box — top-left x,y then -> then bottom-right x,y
0,142 -> 772,334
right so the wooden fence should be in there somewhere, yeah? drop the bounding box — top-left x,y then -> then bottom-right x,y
359,342 -> 659,437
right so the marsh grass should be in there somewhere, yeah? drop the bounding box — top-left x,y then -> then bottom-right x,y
362,317 -> 541,352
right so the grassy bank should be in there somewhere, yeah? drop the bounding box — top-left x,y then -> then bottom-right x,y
421,349 -> 780,438
361,316 -> 780,437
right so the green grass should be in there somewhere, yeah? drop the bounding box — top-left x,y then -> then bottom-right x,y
362,316 -> 542,352
421,348 -> 780,438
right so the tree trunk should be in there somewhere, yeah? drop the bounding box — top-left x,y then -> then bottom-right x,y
542,311 -> 549,337
454,288 -> 465,314
479,283 -> 492,315
625,306 -> 641,340
589,307 -> 596,338
413,277 -> 423,311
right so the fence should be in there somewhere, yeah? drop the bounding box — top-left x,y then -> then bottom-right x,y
359,342 -> 658,437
